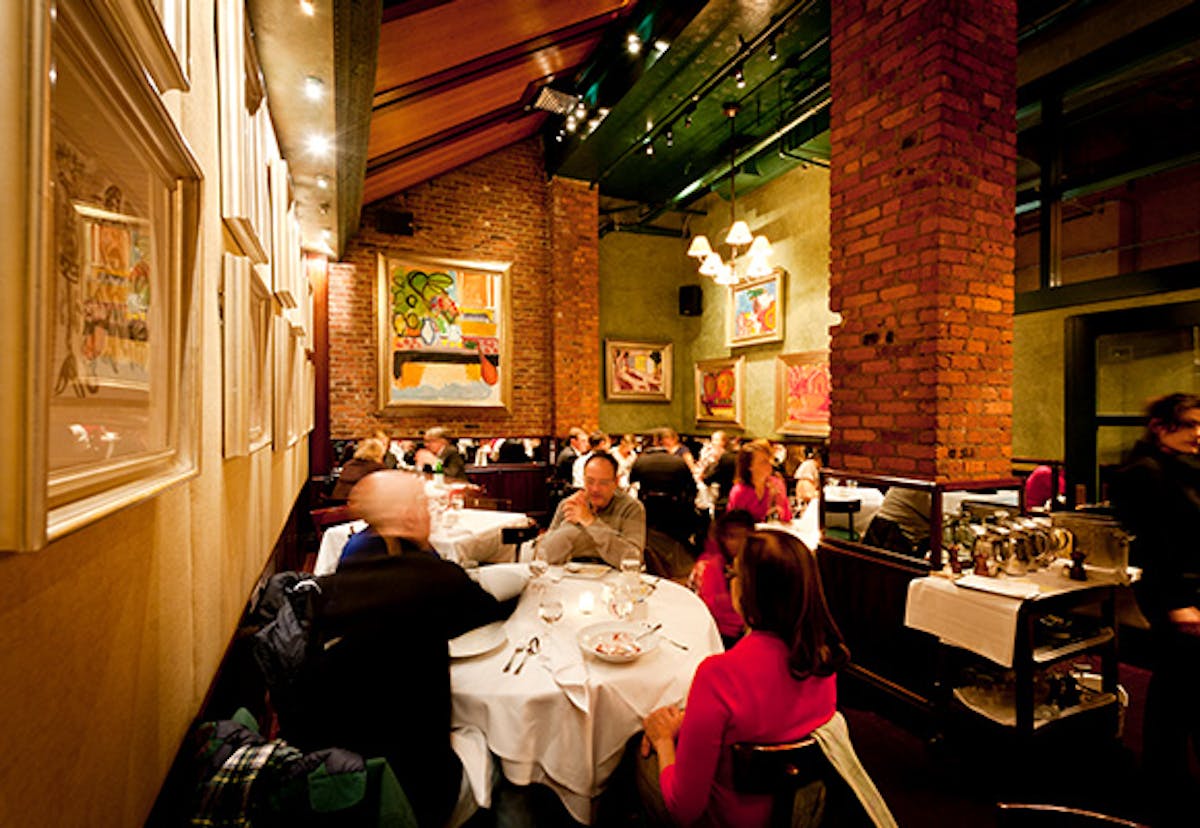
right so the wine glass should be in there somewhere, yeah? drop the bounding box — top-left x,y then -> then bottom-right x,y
538,587 -> 564,628
620,553 -> 642,587
610,582 -> 635,621
528,541 -> 550,592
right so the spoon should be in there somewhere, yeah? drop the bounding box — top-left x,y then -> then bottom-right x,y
502,642 -> 525,672
636,623 -> 663,640
513,636 -> 540,674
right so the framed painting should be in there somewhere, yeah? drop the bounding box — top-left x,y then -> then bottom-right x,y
0,0 -> 204,551
728,271 -> 784,347
695,357 -> 745,428
376,253 -> 512,411
775,352 -> 832,437
217,0 -> 267,262
605,339 -> 672,402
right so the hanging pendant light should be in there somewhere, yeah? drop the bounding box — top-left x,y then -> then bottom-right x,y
686,102 -> 772,284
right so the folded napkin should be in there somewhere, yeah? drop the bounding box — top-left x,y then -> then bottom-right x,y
539,633 -> 590,714
449,725 -> 494,808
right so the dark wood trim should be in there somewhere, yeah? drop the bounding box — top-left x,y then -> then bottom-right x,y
381,0 -> 455,25
1015,263 -> 1200,314
309,255 -> 332,476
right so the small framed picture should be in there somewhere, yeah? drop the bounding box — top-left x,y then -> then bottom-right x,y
728,271 -> 784,347
695,357 -> 745,427
605,340 -> 673,402
775,352 -> 831,437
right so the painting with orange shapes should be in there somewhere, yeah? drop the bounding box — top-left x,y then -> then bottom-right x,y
695,356 -> 744,427
775,352 -> 831,437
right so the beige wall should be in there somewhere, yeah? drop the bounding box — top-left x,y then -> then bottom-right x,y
0,3 -> 308,825
1013,286 -> 1200,460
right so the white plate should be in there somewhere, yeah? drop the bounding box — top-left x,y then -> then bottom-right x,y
577,621 -> 660,663
449,621 -> 508,658
563,562 -> 611,579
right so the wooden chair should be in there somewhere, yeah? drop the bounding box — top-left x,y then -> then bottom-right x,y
309,505 -> 353,538
731,737 -> 842,828
823,498 -> 862,540
996,803 -> 1147,828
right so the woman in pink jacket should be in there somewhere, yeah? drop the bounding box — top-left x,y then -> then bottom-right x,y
727,440 -> 792,523
689,509 -> 754,648
640,528 -> 849,827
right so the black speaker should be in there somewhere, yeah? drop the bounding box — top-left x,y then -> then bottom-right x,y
376,209 -> 415,236
679,285 -> 703,316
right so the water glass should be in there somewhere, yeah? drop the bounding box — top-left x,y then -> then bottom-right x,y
610,583 -> 635,621
528,543 -> 550,591
538,589 -> 564,627
620,553 -> 642,589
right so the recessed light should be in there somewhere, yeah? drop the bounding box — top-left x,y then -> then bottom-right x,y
316,175 -> 329,190
304,76 -> 324,100
626,33 -> 641,55
307,134 -> 332,156
653,39 -> 670,54
299,0 -> 315,16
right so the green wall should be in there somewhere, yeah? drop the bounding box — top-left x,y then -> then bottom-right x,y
1012,286 -> 1200,460
598,164 -> 834,438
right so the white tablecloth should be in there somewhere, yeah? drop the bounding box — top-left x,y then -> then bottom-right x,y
822,485 -> 885,537
904,567 -> 1121,667
450,570 -> 723,823
313,508 -> 531,575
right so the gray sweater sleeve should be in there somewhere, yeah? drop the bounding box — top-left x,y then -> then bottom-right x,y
539,495 -> 646,568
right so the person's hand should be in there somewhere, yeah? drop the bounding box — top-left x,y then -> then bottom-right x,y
562,491 -> 594,526
639,705 -> 684,757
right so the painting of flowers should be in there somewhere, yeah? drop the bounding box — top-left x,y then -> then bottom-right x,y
775,352 -> 831,436
695,357 -> 744,427
728,271 -> 784,347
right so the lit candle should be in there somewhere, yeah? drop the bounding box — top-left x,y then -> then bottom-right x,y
578,591 -> 595,614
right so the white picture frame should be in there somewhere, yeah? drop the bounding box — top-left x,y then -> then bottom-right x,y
222,253 -> 251,457
101,0 -> 190,92
248,264 -> 274,452
0,0 -> 203,552
217,0 -> 267,262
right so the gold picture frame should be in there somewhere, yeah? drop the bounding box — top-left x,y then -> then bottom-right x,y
605,339 -> 673,402
376,253 -> 512,411
695,356 -> 745,427
728,270 -> 785,348
775,351 -> 832,437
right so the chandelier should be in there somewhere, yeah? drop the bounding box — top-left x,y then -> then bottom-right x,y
686,102 -> 773,286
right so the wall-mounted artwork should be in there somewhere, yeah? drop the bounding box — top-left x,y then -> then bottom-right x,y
728,271 -> 784,347
775,351 -> 831,437
376,253 -> 511,410
605,339 -> 672,402
695,357 -> 745,427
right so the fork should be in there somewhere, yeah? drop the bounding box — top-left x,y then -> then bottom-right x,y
502,642 -> 525,672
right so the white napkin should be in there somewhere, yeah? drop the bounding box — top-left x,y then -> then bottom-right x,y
539,633 -> 590,713
449,724 -> 494,808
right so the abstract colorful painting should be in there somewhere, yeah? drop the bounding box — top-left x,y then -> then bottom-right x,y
605,339 -> 672,401
695,356 -> 744,427
376,253 -> 510,410
775,352 -> 831,436
728,271 -> 784,347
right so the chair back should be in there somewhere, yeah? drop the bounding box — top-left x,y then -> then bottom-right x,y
731,737 -> 832,828
310,505 -> 353,538
996,803 -> 1147,828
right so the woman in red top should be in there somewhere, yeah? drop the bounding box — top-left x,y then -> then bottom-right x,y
639,528 -> 849,827
727,440 -> 793,523
689,509 -> 754,648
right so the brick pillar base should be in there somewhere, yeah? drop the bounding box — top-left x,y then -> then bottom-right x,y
548,177 -> 600,434
828,0 -> 1017,480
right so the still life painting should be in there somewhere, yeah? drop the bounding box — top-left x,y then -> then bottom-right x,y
775,352 -> 831,436
728,271 -> 784,347
377,253 -> 511,410
695,357 -> 744,427
606,340 -> 672,401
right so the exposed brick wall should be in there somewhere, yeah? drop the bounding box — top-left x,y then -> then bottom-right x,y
328,138 -> 599,440
548,177 -> 601,435
828,0 -> 1017,480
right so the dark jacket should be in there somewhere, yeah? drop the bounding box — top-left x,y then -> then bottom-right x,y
631,448 -> 696,503
286,547 -> 511,827
437,444 -> 467,481
555,446 -> 579,485
1110,439 -> 1200,627
331,458 -> 387,501
703,450 -> 738,505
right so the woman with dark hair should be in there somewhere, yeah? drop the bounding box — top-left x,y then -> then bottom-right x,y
639,528 -> 852,827
1110,392 -> 1200,824
728,439 -> 793,523
689,509 -> 754,648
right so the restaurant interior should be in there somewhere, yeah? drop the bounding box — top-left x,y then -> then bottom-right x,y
1,0 -> 1198,825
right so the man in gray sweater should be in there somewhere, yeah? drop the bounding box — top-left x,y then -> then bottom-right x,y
539,452 -> 645,568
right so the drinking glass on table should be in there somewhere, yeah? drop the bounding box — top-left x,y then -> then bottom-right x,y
538,586 -> 564,628
620,552 -> 643,588
528,541 -> 550,592
610,582 -> 635,621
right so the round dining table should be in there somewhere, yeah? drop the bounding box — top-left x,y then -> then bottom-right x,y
449,565 -> 723,824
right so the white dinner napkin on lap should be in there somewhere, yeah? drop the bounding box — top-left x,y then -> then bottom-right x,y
540,634 -> 589,713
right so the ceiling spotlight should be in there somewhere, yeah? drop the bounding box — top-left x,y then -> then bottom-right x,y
683,103 -> 695,128
565,118 -> 578,134
574,101 -> 587,118
299,0 -> 315,16
306,134 -> 332,156
768,37 -> 778,61
304,75 -> 324,100
321,228 -> 332,241
645,142 -> 654,156
666,128 -> 674,148
734,63 -> 745,89
316,174 -> 329,189
626,33 -> 641,55
555,131 -> 564,142
653,39 -> 670,54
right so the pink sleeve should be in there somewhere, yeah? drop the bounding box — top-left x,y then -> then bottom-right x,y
695,552 -> 744,638
727,484 -> 754,515
770,476 -> 793,522
660,660 -> 728,825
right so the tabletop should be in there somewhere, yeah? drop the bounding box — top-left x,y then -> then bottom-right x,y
313,508 -> 531,575
449,566 -> 723,824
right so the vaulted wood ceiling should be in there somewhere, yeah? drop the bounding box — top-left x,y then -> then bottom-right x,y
364,0 -> 636,204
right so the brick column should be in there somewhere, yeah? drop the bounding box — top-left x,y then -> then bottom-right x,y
548,176 -> 600,434
828,0 -> 1017,480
